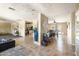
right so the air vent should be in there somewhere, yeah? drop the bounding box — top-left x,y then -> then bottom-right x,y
8,7 -> 15,11
32,9 -> 35,11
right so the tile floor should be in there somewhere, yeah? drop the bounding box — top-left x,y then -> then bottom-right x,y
24,34 -> 75,56
0,34 -> 75,56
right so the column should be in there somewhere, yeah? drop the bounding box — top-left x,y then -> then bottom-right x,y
71,11 -> 76,45
38,13 -> 48,46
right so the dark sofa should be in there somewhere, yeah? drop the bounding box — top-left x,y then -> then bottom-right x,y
0,39 -> 15,52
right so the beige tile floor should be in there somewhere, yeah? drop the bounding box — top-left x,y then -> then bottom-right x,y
0,34 -> 75,56
24,34 -> 75,56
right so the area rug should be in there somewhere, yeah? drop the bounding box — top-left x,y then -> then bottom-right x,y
0,45 -> 33,56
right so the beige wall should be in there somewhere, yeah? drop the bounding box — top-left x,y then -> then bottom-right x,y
41,14 -> 48,33
37,13 -> 48,45
32,20 -> 38,28
48,23 -> 55,30
11,22 -> 18,35
0,21 -> 11,34
11,21 -> 25,37
57,22 -> 67,35
0,20 -> 25,37
48,22 -> 67,35
76,22 -> 79,32
18,20 -> 25,37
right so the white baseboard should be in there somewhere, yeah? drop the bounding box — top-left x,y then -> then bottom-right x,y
33,41 -> 41,46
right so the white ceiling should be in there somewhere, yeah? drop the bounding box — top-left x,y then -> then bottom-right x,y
0,3 -> 78,22
0,3 -> 38,21
28,3 -> 78,22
